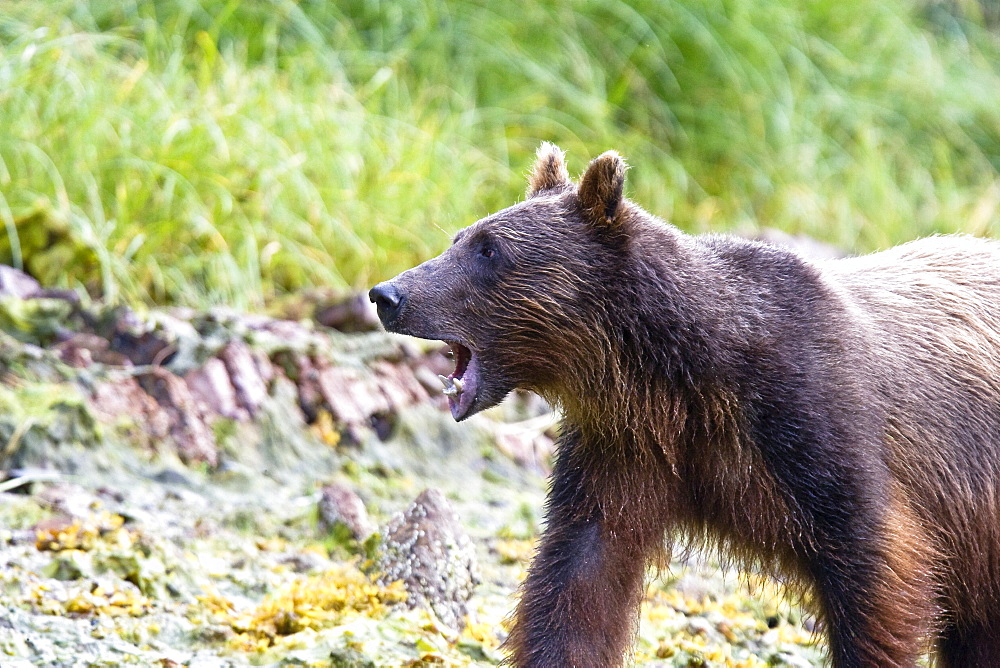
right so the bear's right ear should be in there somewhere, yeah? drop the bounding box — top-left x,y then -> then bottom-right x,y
527,142 -> 571,197
578,150 -> 628,236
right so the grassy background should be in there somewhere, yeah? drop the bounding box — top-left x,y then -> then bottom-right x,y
1,0 -> 999,309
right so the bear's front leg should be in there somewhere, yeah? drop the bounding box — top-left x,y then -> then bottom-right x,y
503,432 -> 662,667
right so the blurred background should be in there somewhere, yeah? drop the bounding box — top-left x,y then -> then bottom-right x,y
3,0 -> 999,311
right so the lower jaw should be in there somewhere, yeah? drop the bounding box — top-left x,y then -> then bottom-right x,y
445,349 -> 481,421
448,389 -> 475,421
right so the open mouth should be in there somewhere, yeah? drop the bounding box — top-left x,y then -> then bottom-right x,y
438,341 -> 479,421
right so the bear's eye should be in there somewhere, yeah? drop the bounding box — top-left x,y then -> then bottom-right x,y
480,247 -> 496,259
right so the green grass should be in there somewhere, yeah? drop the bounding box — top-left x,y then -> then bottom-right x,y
0,0 -> 999,308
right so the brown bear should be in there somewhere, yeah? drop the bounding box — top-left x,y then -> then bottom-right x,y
369,143 -> 1000,667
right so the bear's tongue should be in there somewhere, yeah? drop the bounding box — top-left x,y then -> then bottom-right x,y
438,342 -> 478,421
448,353 -> 478,420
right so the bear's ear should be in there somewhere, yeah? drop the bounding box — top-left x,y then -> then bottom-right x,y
527,142 -> 571,196
578,150 -> 628,232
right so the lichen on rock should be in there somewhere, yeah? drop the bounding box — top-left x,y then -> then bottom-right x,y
374,488 -> 480,633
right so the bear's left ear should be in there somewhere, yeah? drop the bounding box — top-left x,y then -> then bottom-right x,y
527,142 -> 571,196
578,150 -> 628,233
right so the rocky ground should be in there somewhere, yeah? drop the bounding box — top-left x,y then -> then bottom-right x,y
0,267 -> 824,667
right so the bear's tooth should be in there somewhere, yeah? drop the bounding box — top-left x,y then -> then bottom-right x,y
438,374 -> 457,396
453,378 -> 464,393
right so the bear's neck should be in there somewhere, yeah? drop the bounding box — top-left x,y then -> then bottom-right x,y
554,230 -> 744,463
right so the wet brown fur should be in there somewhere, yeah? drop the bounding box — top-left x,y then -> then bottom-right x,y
373,144 -> 1000,667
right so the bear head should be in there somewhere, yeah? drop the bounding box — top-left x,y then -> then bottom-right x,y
370,143 -> 644,421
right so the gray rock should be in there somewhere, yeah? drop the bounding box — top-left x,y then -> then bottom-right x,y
314,292 -> 381,333
184,357 -> 247,421
218,340 -> 268,417
771,652 -> 816,667
35,482 -> 99,518
318,483 -> 375,541
89,376 -> 171,442
137,367 -> 219,467
685,615 -> 714,637
375,488 -> 479,632
0,265 -> 41,299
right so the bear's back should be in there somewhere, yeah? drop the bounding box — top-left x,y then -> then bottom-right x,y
823,235 -> 1000,397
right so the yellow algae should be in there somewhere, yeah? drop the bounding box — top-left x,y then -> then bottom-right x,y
35,511 -> 129,553
61,580 -> 151,617
195,586 -> 237,616
461,620 -> 502,654
494,539 -> 535,565
199,564 -> 408,651
310,409 -> 341,447
23,570 -> 151,619
254,537 -> 288,553
777,624 -> 816,644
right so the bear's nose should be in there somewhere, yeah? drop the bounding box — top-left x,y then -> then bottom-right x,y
368,282 -> 405,326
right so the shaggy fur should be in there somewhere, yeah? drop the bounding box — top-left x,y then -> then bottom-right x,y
369,143 -> 1000,667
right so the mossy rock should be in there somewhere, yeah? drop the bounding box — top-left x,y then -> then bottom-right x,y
0,384 -> 101,471
0,297 -> 73,347
0,205 -> 101,296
